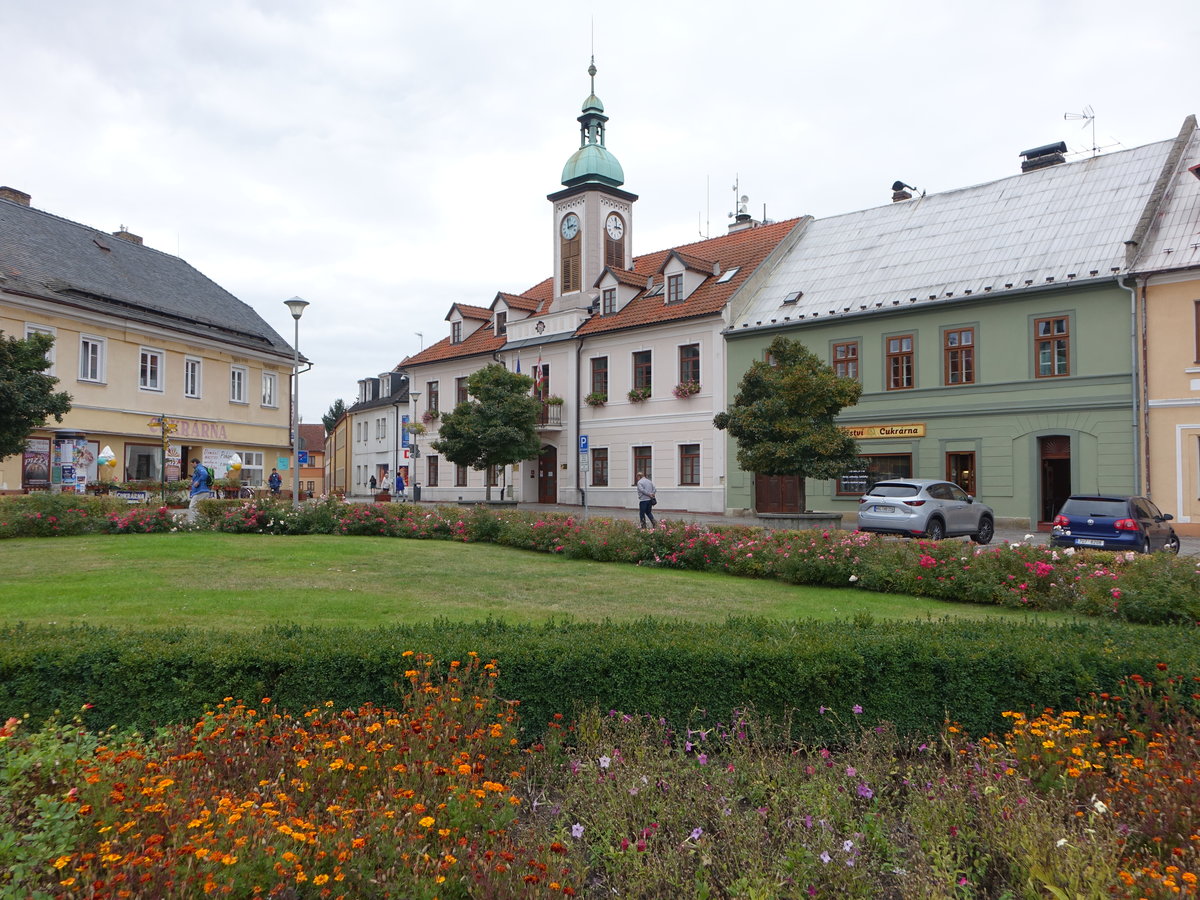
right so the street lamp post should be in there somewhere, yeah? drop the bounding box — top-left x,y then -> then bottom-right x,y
284,296 -> 310,509
408,390 -> 421,501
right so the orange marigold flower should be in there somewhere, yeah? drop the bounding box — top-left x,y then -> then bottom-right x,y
419,816 -> 435,828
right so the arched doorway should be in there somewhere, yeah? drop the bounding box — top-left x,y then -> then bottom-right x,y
538,445 -> 558,504
1038,435 -> 1071,527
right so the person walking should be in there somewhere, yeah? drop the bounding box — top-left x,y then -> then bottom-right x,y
635,471 -> 657,529
395,471 -> 406,501
188,458 -> 214,510
369,474 -> 377,491
268,468 -> 282,494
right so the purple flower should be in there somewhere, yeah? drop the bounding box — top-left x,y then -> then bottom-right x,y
820,851 -> 831,864
697,753 -> 709,765
857,783 -> 874,799
571,823 -> 584,839
843,839 -> 854,852
689,827 -> 703,841
598,755 -> 611,769
852,704 -> 863,715
845,766 -> 857,777
819,705 -> 828,715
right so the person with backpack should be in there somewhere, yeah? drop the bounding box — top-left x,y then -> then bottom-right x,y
189,458 -> 214,509
268,468 -> 282,494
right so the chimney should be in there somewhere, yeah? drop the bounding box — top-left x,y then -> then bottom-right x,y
891,180 -> 917,202
112,226 -> 143,246
0,186 -> 31,207
1019,141 -> 1068,172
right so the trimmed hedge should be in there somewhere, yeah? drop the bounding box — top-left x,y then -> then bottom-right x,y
2,618 -> 1196,740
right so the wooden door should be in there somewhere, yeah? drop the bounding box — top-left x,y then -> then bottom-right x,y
538,446 -> 558,503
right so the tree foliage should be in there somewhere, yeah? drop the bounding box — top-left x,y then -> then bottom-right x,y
714,336 -> 862,511
431,364 -> 542,499
0,330 -> 72,459
322,398 -> 346,435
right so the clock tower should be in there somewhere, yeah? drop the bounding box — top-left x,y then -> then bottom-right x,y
548,58 -> 638,312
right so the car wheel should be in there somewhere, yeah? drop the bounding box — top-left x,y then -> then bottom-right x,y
1164,531 -> 1181,555
925,518 -> 945,541
971,516 -> 994,545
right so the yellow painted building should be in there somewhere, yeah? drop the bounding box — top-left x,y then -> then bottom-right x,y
0,185 -> 299,492
1132,125 -> 1200,534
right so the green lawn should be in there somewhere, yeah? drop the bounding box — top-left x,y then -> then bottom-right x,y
0,533 -> 1075,630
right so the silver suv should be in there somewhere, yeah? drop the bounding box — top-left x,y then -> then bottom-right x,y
856,478 -> 995,543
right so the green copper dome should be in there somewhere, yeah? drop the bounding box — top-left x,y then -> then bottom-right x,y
562,143 -> 625,187
561,59 -> 624,188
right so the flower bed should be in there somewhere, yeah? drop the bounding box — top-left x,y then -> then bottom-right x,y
3,656 -> 1195,899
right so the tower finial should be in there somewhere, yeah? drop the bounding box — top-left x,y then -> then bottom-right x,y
588,55 -> 596,94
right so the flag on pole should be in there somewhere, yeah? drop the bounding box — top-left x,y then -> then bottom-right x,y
515,355 -> 521,373
534,349 -> 544,397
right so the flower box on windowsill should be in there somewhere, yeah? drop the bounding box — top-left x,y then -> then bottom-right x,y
584,392 -> 608,408
421,410 -> 440,426
627,386 -> 652,403
672,381 -> 701,399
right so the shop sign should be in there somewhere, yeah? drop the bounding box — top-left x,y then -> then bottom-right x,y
148,417 -> 230,440
842,423 -> 926,439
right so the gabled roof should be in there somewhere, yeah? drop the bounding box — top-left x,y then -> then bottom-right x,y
446,302 -> 493,322
577,219 -> 801,336
1133,119 -> 1200,275
660,249 -> 717,275
402,278 -> 553,367
491,291 -> 540,312
597,266 -> 651,290
0,193 -> 294,357
732,126 -> 1191,330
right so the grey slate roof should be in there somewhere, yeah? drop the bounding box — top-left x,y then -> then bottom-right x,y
1133,126 -> 1200,274
0,196 -> 295,358
732,127 -> 1190,330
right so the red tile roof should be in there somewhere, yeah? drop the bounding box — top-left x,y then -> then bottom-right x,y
447,303 -> 493,321
298,424 -> 326,452
660,249 -> 717,274
494,292 -> 541,312
578,219 -> 801,336
399,221 -> 798,363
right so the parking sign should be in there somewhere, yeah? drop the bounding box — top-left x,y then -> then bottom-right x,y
579,434 -> 589,454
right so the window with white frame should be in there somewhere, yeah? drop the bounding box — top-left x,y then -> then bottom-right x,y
184,357 -> 202,398
240,450 -> 265,486
230,365 -> 248,403
139,348 -> 164,392
25,324 -> 55,375
262,372 -> 278,407
79,336 -> 105,382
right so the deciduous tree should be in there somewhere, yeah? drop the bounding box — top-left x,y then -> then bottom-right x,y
432,364 -> 542,500
714,335 -> 861,512
0,330 -> 72,459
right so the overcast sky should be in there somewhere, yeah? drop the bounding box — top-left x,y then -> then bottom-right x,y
4,0 -> 1197,422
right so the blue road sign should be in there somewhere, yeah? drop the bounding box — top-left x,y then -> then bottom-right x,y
298,451 -> 309,465
578,434 -> 589,454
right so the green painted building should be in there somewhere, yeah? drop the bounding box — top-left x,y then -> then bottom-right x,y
723,130 -> 1192,528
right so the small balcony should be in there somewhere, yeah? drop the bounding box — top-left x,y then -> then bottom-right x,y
536,402 -> 563,429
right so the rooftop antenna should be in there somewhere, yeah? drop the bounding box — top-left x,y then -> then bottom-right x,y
698,175 -> 711,239
415,331 -> 423,350
728,176 -> 749,221
1063,105 -> 1119,157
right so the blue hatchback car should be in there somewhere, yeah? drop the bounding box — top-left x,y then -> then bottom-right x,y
1049,494 -> 1180,554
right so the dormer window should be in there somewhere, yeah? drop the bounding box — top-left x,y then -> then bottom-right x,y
602,288 -> 616,315
451,321 -> 463,344
667,274 -> 684,304
496,311 -> 507,335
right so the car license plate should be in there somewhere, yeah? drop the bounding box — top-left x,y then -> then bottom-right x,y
872,505 -> 895,513
1075,538 -> 1105,547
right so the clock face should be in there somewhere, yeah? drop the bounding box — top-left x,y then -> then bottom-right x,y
560,213 -> 580,240
606,214 -> 624,240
